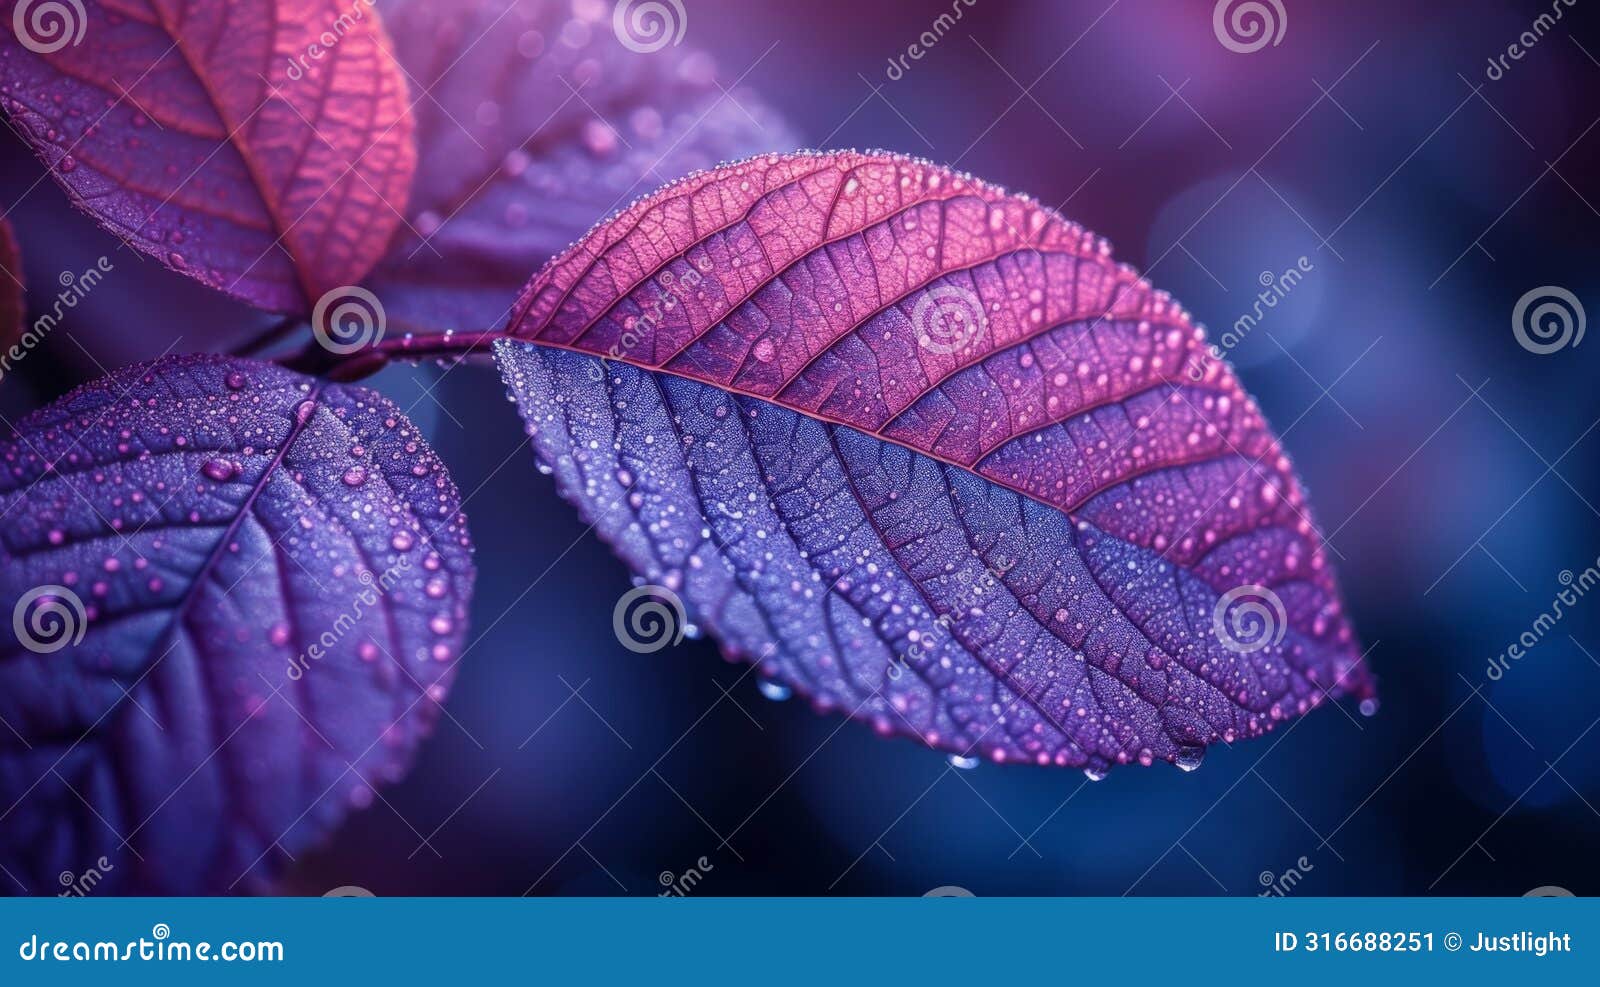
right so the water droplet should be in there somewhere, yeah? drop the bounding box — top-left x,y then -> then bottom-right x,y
1359,697 -> 1380,717
948,753 -> 980,771
757,680 -> 792,702
201,459 -> 237,482
1174,746 -> 1205,772
341,467 -> 367,487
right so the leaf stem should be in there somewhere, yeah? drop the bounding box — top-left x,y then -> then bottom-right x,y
278,326 -> 515,381
229,316 -> 306,358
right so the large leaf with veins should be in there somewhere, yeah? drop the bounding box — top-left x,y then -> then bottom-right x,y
366,0 -> 797,337
498,151 -> 1372,773
0,355 -> 472,893
0,0 -> 416,313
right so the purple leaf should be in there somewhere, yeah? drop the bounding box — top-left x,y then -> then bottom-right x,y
497,151 -> 1373,774
0,354 -> 473,893
0,216 -> 20,349
364,0 -> 798,337
0,0 -> 417,313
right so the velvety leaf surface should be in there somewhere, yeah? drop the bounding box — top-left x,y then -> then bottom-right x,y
0,354 -> 472,894
365,0 -> 797,336
0,0 -> 416,312
498,151 -> 1372,772
0,216 -> 20,348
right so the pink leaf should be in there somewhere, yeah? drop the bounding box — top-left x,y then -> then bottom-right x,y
364,0 -> 797,337
0,0 -> 416,313
502,151 -> 1372,772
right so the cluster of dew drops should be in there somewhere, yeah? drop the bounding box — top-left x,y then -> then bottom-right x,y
10,365 -> 470,684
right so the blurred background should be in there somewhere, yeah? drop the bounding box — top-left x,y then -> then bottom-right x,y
3,0 -> 1598,895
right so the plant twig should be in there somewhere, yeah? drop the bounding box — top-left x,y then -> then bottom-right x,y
229,316 -> 306,358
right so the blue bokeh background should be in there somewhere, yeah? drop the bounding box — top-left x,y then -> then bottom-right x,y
3,0 -> 1598,895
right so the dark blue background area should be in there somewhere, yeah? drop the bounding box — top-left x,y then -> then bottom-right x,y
3,0 -> 1598,896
